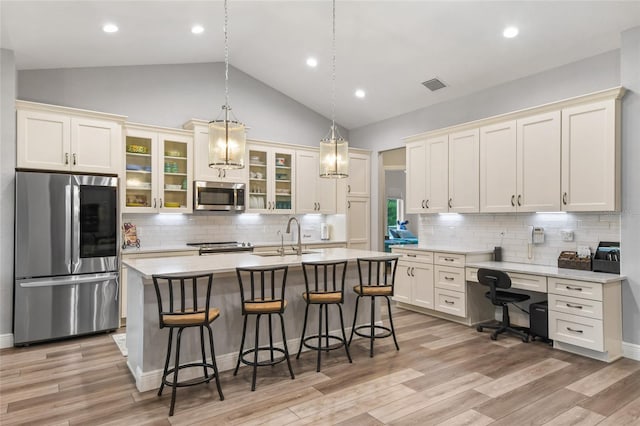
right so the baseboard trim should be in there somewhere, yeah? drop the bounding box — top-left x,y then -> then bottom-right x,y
623,341 -> 640,361
0,333 -> 14,349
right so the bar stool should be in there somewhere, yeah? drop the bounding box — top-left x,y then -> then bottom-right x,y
234,265 -> 295,391
152,273 -> 224,417
296,260 -> 352,372
349,256 -> 400,357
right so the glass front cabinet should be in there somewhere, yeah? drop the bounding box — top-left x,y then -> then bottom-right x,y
123,125 -> 193,213
247,144 -> 294,214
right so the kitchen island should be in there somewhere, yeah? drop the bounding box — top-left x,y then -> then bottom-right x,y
123,248 -> 399,392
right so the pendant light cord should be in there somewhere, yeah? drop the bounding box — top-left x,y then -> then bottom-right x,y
331,0 -> 336,140
224,0 -> 229,112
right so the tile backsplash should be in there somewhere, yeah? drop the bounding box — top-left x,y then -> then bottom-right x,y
122,213 -> 345,248
419,212 -> 620,266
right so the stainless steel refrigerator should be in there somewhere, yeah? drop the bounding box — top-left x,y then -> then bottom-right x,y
14,171 -> 120,345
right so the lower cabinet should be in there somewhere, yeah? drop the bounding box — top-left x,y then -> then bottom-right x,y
392,248 -> 492,324
547,277 -> 621,362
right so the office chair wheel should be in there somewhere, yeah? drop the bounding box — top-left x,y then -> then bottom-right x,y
490,334 -> 497,341
521,335 -> 529,343
476,326 -> 483,332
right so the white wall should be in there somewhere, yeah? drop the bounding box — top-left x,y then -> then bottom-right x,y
17,62 -> 347,147
0,49 -> 16,341
620,27 -> 640,345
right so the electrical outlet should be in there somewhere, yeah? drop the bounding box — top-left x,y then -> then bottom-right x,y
561,230 -> 574,242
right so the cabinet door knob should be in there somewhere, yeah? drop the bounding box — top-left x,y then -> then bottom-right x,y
347,184 -> 351,193
421,200 -> 425,208
317,202 -> 320,210
425,199 -> 429,209
72,153 -> 77,165
410,267 -> 415,277
223,169 -> 226,178
159,198 -> 163,208
562,192 -> 568,205
511,195 -> 515,207
406,267 -> 411,276
65,153 -> 69,165
448,198 -> 453,209
517,194 -> 522,206
153,198 -> 157,208
347,201 -> 351,209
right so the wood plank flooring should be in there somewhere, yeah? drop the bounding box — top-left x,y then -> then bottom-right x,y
1,306 -> 639,425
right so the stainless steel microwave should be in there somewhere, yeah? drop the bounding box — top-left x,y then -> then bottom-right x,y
194,181 -> 245,211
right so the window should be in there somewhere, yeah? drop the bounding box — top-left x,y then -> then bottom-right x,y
387,198 -> 404,236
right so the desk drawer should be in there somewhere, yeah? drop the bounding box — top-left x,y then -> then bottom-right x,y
434,288 -> 466,318
393,249 -> 433,264
548,278 -> 602,301
549,310 -> 603,352
548,294 -> 603,320
435,252 -> 465,267
434,266 -> 465,291
510,273 -> 547,293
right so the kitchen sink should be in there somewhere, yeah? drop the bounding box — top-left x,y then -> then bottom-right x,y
251,250 -> 318,257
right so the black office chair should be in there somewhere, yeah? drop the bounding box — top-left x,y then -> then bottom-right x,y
475,268 -> 530,342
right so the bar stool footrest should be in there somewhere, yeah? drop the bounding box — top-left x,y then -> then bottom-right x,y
240,347 -> 289,367
162,362 -> 219,388
353,324 -> 393,339
302,334 -> 347,352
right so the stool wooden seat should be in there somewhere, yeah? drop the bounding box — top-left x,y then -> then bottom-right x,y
296,260 -> 352,372
234,265 -> 295,391
152,273 -> 224,416
349,256 -> 400,357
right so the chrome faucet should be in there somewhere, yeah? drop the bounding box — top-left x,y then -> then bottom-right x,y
276,230 -> 285,256
286,216 -> 302,255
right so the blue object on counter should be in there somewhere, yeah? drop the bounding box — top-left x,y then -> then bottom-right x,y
384,237 -> 418,252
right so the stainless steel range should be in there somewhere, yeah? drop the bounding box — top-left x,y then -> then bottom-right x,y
187,241 -> 254,255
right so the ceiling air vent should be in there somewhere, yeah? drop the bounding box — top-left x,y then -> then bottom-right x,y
422,77 -> 447,92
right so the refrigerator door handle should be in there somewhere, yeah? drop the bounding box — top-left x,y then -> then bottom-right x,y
65,184 -> 72,271
71,183 -> 80,272
19,272 -> 119,288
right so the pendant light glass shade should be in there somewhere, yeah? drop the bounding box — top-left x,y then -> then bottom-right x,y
319,126 -> 348,178
208,106 -> 246,169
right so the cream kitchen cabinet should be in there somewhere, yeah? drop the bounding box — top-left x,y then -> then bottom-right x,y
561,99 -> 621,212
183,119 -> 247,183
295,149 -> 336,214
17,100 -> 124,174
392,247 -> 492,324
406,136 -> 449,214
448,129 -> 479,213
345,151 -> 371,197
346,197 -> 370,250
247,144 -> 295,214
480,112 -> 561,213
393,249 -> 434,309
123,125 -> 193,213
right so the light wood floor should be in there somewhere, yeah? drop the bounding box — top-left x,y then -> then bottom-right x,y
1,307 -> 640,425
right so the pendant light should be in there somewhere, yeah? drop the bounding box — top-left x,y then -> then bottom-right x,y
319,0 -> 349,178
209,0 -> 246,169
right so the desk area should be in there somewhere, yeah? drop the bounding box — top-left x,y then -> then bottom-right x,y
391,246 -> 625,363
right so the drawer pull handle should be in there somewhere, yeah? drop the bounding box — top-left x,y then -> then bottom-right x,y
444,300 -> 454,305
566,327 -> 583,334
565,285 -> 583,291
444,276 -> 454,281
566,303 -> 583,309
444,258 -> 455,262
407,254 -> 417,257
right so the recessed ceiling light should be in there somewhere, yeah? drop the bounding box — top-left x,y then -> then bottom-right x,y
191,25 -> 204,34
102,23 -> 118,33
355,89 -> 366,99
503,26 -> 519,38
306,57 -> 318,68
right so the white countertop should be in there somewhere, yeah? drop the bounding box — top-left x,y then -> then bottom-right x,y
121,240 -> 347,255
391,244 -> 493,255
466,261 -> 625,284
123,248 -> 399,279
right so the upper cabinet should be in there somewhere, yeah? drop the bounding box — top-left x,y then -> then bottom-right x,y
346,152 -> 370,197
295,149 -> 336,214
561,99 -> 620,212
406,136 -> 448,214
480,111 -> 561,213
406,87 -> 625,214
448,129 -> 479,213
17,101 -> 124,174
247,144 -> 295,214
183,119 -> 247,183
123,124 -> 193,214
